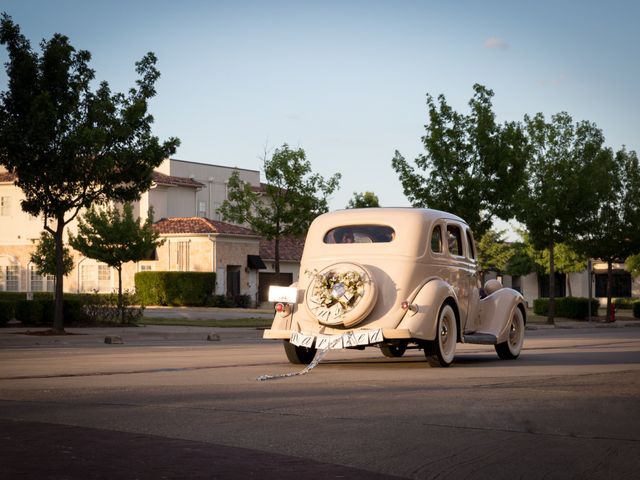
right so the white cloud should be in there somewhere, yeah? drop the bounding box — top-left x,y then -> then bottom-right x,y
484,36 -> 510,50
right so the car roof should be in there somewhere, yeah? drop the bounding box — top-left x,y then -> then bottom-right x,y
311,207 -> 467,228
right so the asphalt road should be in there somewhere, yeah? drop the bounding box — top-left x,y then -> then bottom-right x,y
1,327 -> 639,479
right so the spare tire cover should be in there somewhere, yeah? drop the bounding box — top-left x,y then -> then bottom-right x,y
304,262 -> 378,328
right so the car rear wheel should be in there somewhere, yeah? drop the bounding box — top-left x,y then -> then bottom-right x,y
380,341 -> 407,358
495,307 -> 525,360
424,304 -> 457,367
283,340 -> 317,364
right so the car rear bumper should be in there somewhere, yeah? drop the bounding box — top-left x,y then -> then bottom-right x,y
263,328 -> 412,349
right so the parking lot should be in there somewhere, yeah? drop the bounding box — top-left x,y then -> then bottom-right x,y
1,325 -> 639,479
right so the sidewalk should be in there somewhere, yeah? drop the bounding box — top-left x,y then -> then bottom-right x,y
1,314 -> 638,348
525,308 -> 639,330
0,323 -> 266,348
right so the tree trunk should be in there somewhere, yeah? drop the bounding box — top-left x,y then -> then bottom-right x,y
567,274 -> 573,297
274,235 -> 280,274
53,220 -> 65,333
118,266 -> 124,324
274,215 -> 281,274
547,238 -> 555,325
606,260 -> 613,322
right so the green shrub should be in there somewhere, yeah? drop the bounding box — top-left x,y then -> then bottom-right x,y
15,300 -> 45,325
0,300 -> 15,326
0,292 -> 53,302
84,291 -> 144,324
205,294 -> 253,308
233,294 -> 252,308
12,297 -> 92,326
633,301 -> 640,319
135,271 -> 216,306
533,297 -> 600,320
62,298 -> 91,325
613,298 -> 635,310
205,294 -> 233,307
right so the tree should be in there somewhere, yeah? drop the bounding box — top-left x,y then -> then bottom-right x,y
476,230 -> 513,284
69,203 -> 164,322
515,112 -> 612,323
30,231 -> 74,277
0,14 -> 178,332
218,144 -> 340,273
346,191 -> 380,209
571,147 -> 640,315
392,84 -> 527,237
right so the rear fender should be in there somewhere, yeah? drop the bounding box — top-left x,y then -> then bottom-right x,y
478,288 -> 526,342
397,278 -> 457,341
269,282 -> 299,331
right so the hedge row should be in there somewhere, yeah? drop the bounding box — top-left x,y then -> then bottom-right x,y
0,294 -> 144,326
0,300 -> 15,326
10,298 -> 89,326
533,297 -> 601,320
612,298 -> 636,310
134,271 -> 216,306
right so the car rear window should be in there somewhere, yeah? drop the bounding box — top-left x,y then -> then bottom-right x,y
324,225 -> 395,244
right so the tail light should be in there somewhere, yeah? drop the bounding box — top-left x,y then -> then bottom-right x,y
275,303 -> 291,316
401,301 -> 418,314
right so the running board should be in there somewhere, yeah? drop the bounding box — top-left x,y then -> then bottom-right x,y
463,333 -> 497,345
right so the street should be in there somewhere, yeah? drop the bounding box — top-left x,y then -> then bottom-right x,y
1,326 -> 639,479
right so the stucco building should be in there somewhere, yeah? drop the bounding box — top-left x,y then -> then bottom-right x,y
0,159 -> 303,305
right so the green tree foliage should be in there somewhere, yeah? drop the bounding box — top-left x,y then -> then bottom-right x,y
0,14 -> 178,331
392,84 -> 527,236
346,191 -> 380,208
515,112 -> 612,323
571,147 -> 640,314
627,253 -> 640,278
532,242 -> 587,297
505,240 -> 540,277
476,230 -> 513,282
218,144 -> 340,272
30,231 -> 74,277
69,203 -> 164,322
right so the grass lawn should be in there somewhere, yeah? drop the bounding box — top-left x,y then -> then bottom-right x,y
136,317 -> 273,328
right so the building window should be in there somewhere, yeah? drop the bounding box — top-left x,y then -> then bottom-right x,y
539,273 -> 566,298
30,265 -> 54,292
595,272 -> 632,298
197,201 -> 207,217
139,264 -> 153,272
80,263 -> 112,292
2,265 -> 19,291
0,196 -> 10,216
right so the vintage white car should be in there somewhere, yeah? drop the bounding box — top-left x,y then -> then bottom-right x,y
263,208 -> 526,367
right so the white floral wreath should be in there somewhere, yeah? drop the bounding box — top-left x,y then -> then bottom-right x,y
307,269 -> 365,314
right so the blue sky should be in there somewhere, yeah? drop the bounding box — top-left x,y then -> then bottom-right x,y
1,0 -> 639,212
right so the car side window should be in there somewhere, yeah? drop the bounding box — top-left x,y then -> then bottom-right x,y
431,225 -> 443,253
466,229 -> 475,259
446,225 -> 463,256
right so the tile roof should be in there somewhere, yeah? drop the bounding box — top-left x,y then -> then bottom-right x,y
251,183 -> 268,193
259,236 -> 305,262
0,171 -> 16,183
152,171 -> 204,188
154,217 -> 256,236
